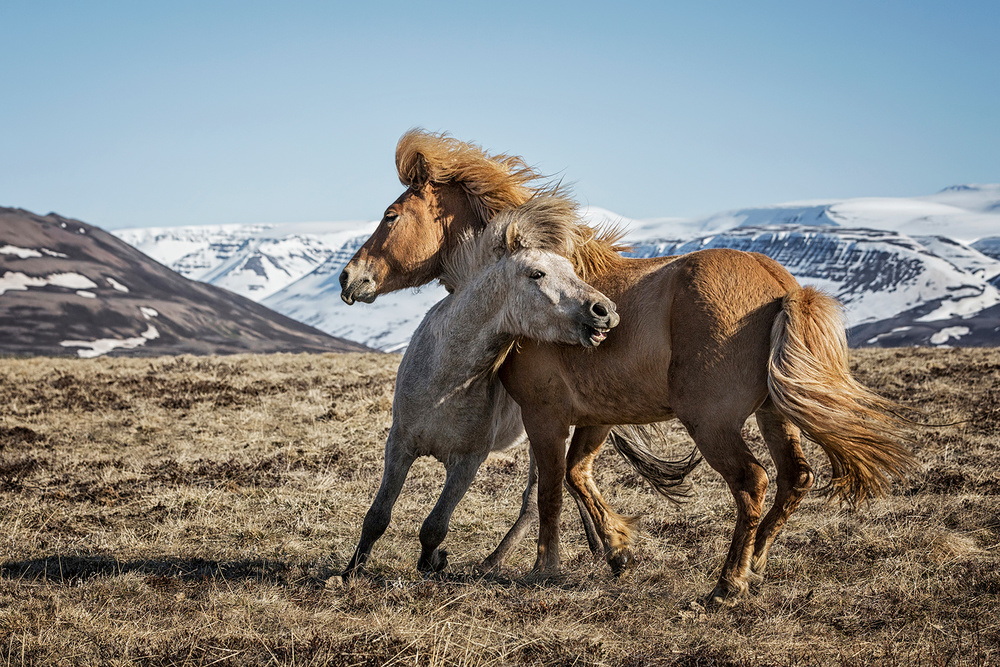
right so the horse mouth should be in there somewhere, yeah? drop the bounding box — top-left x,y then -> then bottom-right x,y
584,325 -> 611,347
341,290 -> 376,305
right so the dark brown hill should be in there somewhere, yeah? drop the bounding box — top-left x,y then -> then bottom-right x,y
0,207 -> 371,356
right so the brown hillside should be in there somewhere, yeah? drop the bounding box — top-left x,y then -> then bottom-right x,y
0,207 -> 371,356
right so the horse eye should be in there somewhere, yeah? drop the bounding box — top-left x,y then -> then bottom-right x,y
384,212 -> 399,224
529,270 -> 545,280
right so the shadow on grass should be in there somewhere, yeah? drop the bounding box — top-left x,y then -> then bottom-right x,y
340,564 -> 619,593
0,554 -> 304,585
0,554 -> 592,592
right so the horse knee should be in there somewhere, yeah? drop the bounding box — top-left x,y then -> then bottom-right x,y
795,465 -> 815,493
565,465 -> 589,496
736,466 -> 768,522
738,462 -> 768,497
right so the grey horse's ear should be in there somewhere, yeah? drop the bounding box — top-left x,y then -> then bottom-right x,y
504,219 -> 523,254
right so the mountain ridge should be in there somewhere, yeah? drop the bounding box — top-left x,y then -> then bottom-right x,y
110,184 -> 1000,350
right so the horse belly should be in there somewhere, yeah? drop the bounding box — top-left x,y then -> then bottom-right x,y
399,384 -> 521,462
569,363 -> 676,427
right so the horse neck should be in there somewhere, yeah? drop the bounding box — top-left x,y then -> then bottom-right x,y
430,268 -> 515,380
433,183 -> 489,273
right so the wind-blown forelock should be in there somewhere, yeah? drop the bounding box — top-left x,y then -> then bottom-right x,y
395,129 -> 546,223
399,129 -> 630,282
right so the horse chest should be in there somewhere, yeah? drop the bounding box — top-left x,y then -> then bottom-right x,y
504,340 -> 675,426
395,383 -> 509,460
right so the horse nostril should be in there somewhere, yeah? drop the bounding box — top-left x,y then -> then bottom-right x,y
592,302 -> 608,318
339,270 -> 349,290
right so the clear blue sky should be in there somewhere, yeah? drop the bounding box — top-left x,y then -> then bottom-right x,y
2,1 -> 997,229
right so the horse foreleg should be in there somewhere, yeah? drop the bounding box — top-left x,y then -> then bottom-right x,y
342,436 -> 416,581
750,404 -> 814,579
522,416 -> 572,575
565,425 -> 637,575
690,423 -> 768,606
417,452 -> 488,573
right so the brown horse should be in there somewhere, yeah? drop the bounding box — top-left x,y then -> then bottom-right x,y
341,130 -> 916,604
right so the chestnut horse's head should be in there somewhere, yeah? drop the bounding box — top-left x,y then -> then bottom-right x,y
340,129 -> 546,305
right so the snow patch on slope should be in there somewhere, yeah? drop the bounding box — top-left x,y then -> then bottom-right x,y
0,271 -> 98,295
61,323 -> 160,358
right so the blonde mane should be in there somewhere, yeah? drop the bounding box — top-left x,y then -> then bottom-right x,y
398,129 -> 630,280
396,129 -> 544,224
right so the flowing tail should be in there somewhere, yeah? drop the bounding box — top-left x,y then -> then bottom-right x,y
608,424 -> 701,503
767,287 -> 917,503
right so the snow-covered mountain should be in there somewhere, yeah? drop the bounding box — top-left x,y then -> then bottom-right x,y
116,221 -> 377,300
112,185 -> 1000,350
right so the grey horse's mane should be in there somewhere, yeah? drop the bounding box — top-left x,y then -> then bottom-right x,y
440,193 -> 581,292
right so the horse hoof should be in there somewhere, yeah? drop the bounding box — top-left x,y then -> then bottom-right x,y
705,582 -> 747,608
417,549 -> 448,573
707,593 -> 738,608
608,549 -> 633,577
478,556 -> 501,573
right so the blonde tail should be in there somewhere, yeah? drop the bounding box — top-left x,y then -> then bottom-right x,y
767,287 -> 916,503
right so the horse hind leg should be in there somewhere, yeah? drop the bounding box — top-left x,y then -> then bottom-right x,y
688,421 -> 768,606
568,479 -> 606,559
565,425 -> 638,576
480,448 -> 604,571
750,403 -> 814,580
342,435 -> 416,581
417,452 -> 488,573
480,449 -> 539,570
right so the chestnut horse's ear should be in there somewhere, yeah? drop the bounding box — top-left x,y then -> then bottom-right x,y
398,150 -> 430,187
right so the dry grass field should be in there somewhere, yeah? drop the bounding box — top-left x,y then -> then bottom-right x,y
1,348 -> 998,666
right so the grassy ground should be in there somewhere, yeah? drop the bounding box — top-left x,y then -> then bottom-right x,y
0,348 -> 997,666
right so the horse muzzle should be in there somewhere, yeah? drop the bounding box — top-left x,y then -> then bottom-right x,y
340,264 -> 379,305
580,299 -> 619,347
